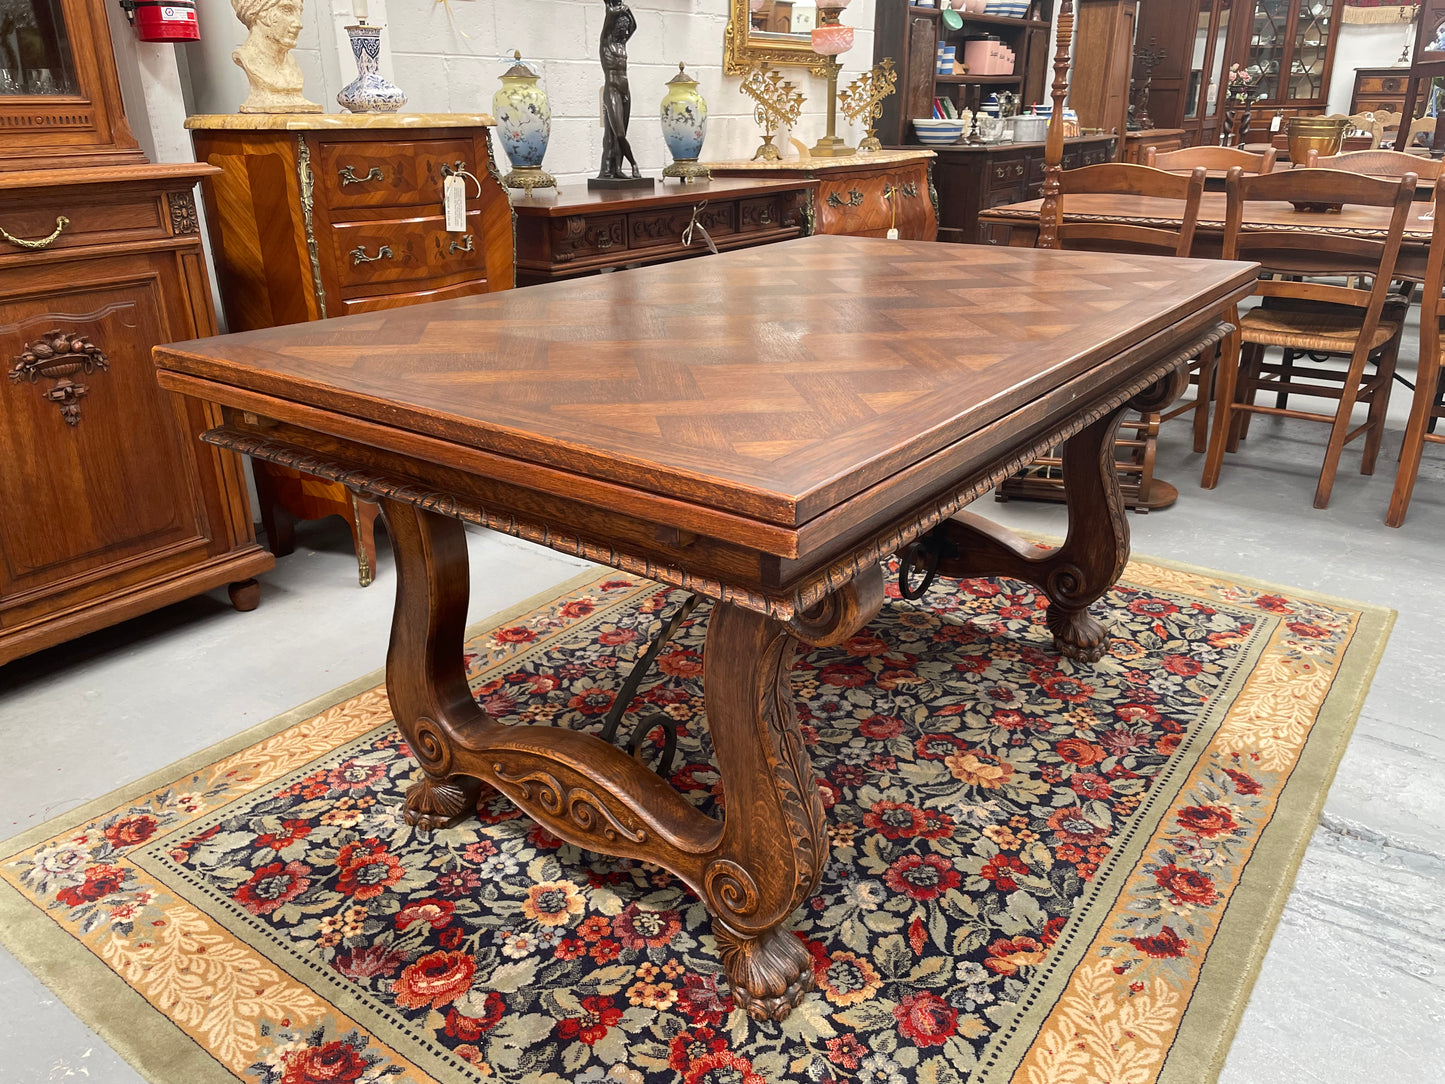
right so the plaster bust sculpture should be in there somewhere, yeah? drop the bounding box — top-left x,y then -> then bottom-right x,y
231,0 -> 322,113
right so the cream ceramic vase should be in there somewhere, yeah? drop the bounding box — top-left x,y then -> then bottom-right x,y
492,51 -> 556,195
660,62 -> 709,181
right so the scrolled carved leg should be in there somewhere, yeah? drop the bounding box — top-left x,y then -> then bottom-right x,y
379,499 -> 498,830
702,573 -> 883,1020
930,366 -> 1187,662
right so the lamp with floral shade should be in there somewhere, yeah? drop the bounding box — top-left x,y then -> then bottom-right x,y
810,1 -> 855,156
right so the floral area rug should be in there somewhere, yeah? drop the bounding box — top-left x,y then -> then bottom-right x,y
0,554 -> 1390,1084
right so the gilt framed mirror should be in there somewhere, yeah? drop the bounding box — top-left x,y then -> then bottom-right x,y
724,0 -> 831,75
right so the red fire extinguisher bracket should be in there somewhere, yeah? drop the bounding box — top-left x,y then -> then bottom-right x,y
120,0 -> 201,42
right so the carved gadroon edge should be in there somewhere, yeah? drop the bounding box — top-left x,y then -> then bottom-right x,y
10,331 -> 109,426
200,324 -> 1228,620
167,191 -> 199,235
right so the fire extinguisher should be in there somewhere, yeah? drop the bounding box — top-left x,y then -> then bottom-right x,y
118,0 -> 201,42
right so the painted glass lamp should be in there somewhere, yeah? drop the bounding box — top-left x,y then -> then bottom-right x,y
811,1 -> 855,156
660,62 -> 709,182
492,51 -> 557,196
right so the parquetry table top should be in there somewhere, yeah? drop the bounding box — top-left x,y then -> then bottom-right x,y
154,236 -> 1254,531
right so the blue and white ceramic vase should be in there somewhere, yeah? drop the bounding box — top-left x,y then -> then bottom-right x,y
660,62 -> 709,181
492,51 -> 557,195
337,25 -> 406,114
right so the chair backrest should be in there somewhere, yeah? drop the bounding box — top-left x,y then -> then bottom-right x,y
1347,111 -> 1384,148
1307,148 -> 1445,181
1373,109 -> 1404,145
1402,115 -> 1438,149
1420,177 -> 1445,383
1145,144 -> 1278,174
1039,162 -> 1206,257
1223,167 -> 1417,366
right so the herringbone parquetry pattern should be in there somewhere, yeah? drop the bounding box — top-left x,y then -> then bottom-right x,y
158,236 -> 1246,513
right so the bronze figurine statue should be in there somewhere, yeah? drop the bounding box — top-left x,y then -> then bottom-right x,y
591,0 -> 653,188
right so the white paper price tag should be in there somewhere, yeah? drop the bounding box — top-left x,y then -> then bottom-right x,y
1269,114 -> 1283,133
444,174 -> 467,232
887,227 -> 900,240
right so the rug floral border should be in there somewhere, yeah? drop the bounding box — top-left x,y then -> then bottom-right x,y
0,558 -> 1392,1084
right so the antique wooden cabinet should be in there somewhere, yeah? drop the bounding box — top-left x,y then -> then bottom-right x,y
1351,66 -> 1411,114
512,179 -> 816,286
188,114 -> 514,585
710,151 -> 938,241
931,135 -> 1116,244
872,0 -> 1055,147
0,2 -> 271,667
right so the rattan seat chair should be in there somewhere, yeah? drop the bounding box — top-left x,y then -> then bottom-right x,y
1202,166 -> 1417,508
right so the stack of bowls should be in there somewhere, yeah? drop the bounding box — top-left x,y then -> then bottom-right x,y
984,0 -> 1029,15
913,118 -> 967,145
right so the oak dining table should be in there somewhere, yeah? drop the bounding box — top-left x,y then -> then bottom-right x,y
151,234 -> 1256,1021
978,191 -> 1436,280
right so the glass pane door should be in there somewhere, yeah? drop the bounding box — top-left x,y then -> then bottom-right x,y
1205,3 -> 1232,117
0,0 -> 80,96
1247,0 -> 1289,101
1289,0 -> 1332,101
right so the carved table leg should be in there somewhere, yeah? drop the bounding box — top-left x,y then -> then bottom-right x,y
381,498 -> 490,828
929,368 -> 1188,662
381,495 -> 886,1016
707,564 -> 885,1020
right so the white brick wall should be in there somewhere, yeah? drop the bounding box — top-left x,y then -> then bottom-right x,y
183,0 -> 878,187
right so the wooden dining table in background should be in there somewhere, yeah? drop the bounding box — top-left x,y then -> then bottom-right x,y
978,191 -> 1436,280
151,236 -> 1255,1021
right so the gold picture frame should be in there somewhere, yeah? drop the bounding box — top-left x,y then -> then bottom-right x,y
723,0 -> 831,76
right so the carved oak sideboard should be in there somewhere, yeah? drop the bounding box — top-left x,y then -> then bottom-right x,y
710,149 -> 938,241
187,113 -> 514,585
0,165 -> 273,665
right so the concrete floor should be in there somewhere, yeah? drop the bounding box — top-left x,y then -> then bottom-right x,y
2,357 -> 1443,1081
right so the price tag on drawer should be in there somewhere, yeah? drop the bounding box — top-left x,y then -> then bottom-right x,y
444,174 -> 467,232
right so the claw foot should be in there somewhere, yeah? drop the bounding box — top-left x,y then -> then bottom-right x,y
1047,607 -> 1110,663
716,925 -> 815,1022
403,774 -> 482,830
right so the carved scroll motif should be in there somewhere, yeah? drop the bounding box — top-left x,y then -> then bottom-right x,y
9,331 -> 109,426
490,762 -> 648,844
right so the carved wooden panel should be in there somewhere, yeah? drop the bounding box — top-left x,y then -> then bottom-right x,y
627,204 -> 737,250
551,214 -> 629,263
0,271 -> 210,609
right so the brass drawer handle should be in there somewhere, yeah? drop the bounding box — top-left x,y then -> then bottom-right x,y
350,244 -> 394,266
448,234 -> 474,254
1,215 -> 70,251
338,165 -> 385,186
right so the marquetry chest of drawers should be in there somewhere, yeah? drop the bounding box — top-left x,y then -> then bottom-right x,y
187,113 -> 515,585
710,150 -> 938,241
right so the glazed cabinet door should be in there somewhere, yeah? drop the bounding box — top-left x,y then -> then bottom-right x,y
0,253 -> 221,627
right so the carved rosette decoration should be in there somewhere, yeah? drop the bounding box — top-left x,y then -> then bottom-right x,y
9,331 -> 109,426
167,191 -> 199,235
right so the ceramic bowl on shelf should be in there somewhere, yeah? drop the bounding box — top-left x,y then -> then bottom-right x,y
912,118 -> 967,145
984,0 -> 1029,16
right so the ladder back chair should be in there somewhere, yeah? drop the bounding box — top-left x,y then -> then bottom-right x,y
1202,166 -> 1418,508
1386,180 -> 1445,527
1145,144 -> 1278,175
1012,163 -> 1208,510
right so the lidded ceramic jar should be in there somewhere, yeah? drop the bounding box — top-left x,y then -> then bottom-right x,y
660,62 -> 709,180
492,51 -> 556,195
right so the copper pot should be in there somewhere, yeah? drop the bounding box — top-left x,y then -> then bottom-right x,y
1286,116 -> 1350,164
